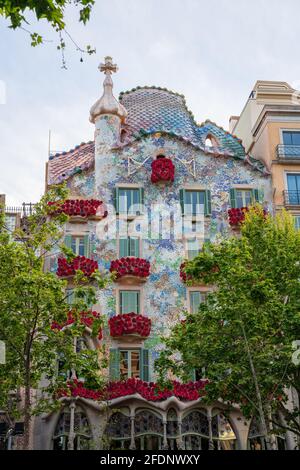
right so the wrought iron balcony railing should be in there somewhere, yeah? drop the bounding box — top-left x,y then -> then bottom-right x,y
277,144 -> 300,159
4,203 -> 36,217
283,191 -> 300,206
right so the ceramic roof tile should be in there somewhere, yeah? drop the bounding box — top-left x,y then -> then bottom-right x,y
48,142 -> 94,184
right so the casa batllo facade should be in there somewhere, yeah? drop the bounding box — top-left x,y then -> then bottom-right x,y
33,57 -> 277,451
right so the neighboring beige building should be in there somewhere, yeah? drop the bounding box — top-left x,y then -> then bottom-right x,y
230,80 -> 300,228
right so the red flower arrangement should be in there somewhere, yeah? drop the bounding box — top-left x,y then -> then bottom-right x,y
109,313 -> 151,338
151,158 -> 175,183
58,379 -> 102,400
110,257 -> 150,280
48,199 -> 107,219
56,256 -> 98,278
228,207 -> 268,227
51,311 -> 102,339
58,378 -> 208,402
228,207 -> 248,227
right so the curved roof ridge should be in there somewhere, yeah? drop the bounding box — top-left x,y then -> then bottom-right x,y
120,85 -> 201,126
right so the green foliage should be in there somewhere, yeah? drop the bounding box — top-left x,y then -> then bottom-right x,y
0,184 -> 109,448
156,207 -> 300,439
0,1 -> 96,56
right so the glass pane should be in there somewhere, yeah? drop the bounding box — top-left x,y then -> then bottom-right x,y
120,291 -> 140,314
287,174 -> 300,191
283,131 -> 300,146
131,351 -> 140,378
120,351 -> 129,379
283,132 -> 293,145
184,191 -> 204,215
71,237 -> 84,256
236,190 -> 252,208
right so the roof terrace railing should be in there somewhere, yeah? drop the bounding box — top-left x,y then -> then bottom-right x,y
4,203 -> 36,217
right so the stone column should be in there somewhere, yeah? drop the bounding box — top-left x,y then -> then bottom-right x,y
207,408 -> 214,450
129,411 -> 136,450
67,402 -> 76,450
162,420 -> 169,450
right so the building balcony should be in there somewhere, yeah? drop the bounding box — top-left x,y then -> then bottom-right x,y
276,145 -> 300,161
110,257 -> 150,284
109,313 -> 151,340
283,191 -> 300,207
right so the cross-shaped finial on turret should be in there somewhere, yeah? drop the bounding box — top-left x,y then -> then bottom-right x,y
99,56 -> 118,75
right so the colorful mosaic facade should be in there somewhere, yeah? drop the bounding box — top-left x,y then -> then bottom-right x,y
36,58 -> 274,450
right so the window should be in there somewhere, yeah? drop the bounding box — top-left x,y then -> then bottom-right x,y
64,235 -> 89,257
294,216 -> 300,230
115,188 -> 144,215
283,131 -> 300,146
53,407 -> 92,450
120,350 -> 140,379
119,237 -> 140,257
186,238 -> 202,260
180,189 -> 211,216
230,188 -> 261,208
66,288 -> 93,308
189,291 -> 207,314
287,174 -> 300,204
119,290 -> 140,314
110,349 -> 149,381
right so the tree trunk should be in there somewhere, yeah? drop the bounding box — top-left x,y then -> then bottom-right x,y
240,323 -> 272,450
23,339 -> 31,450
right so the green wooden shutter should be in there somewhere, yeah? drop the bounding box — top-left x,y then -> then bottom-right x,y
179,189 -> 185,215
139,188 -> 144,215
130,237 -> 140,257
64,235 -> 72,249
141,349 -> 149,382
252,188 -> 263,203
230,189 -> 237,208
119,238 -> 128,257
204,190 -> 212,216
109,348 -> 120,381
113,188 -> 119,215
83,235 -> 90,257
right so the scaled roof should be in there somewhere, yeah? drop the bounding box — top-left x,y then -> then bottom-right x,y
48,87 -> 268,184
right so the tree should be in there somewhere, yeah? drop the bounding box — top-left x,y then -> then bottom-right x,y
0,186 -> 107,450
156,207 -> 300,450
0,1 -> 96,60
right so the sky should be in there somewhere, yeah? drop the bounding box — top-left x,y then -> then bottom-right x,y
1,0 -> 300,205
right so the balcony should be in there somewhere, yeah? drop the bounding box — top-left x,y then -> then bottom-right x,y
283,191 -> 300,206
276,145 -> 300,161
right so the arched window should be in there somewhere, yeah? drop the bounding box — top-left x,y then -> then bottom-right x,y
53,406 -> 92,450
182,409 -> 210,450
212,412 -> 237,450
105,410 -> 131,449
134,409 -> 164,451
